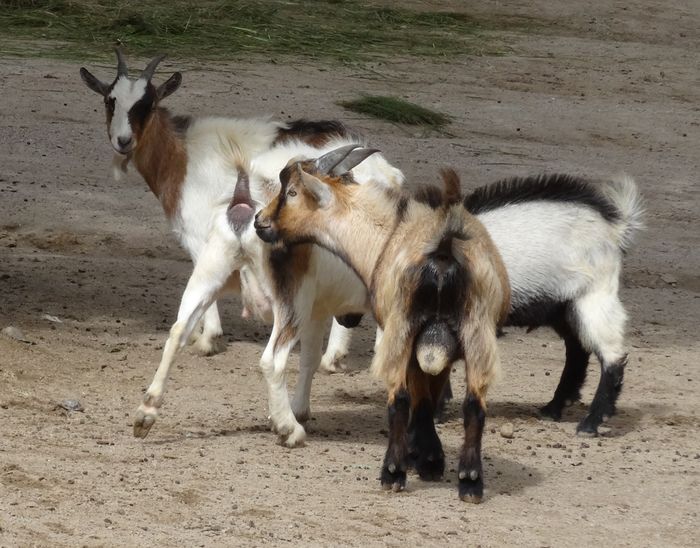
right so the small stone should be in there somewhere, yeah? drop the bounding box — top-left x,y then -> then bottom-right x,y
660,273 -> 677,285
499,422 -> 514,439
58,399 -> 84,412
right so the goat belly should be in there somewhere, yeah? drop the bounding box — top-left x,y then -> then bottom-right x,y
227,203 -> 255,233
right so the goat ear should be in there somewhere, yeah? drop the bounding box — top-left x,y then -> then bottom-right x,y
80,67 -> 108,96
330,148 -> 380,176
300,170 -> 333,208
156,72 -> 182,101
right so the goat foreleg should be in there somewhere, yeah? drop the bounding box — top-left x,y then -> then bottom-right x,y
290,318 -> 325,422
259,312 -> 305,448
133,232 -> 241,438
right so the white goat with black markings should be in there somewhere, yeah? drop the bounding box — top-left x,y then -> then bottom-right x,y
255,146 -> 510,502
79,50 -> 395,438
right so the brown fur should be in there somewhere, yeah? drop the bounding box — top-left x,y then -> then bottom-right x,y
131,108 -> 188,219
258,158 -> 510,498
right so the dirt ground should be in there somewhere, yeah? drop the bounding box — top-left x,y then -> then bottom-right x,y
1,1 -> 698,546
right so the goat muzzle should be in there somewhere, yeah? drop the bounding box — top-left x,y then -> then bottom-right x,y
253,214 -> 278,243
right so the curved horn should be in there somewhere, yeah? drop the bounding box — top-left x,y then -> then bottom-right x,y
330,148 -> 380,176
313,144 -> 360,175
140,54 -> 166,81
115,47 -> 128,77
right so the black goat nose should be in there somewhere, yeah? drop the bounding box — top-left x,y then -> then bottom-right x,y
117,136 -> 132,148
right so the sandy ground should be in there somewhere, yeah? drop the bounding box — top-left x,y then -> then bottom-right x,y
1,1 -> 699,546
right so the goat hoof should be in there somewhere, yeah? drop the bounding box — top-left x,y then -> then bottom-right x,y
319,357 -> 345,374
380,463 -> 407,492
576,416 -> 600,437
539,401 -> 564,422
193,335 -> 226,356
133,406 -> 158,438
279,423 -> 306,448
415,452 -> 445,482
458,476 -> 483,503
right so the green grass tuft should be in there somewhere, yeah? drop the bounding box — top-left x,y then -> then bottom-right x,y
0,0 -> 509,62
339,95 -> 450,128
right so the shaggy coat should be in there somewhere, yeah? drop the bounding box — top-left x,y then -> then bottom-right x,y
255,147 -> 510,502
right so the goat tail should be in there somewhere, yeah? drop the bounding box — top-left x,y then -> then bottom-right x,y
602,174 -> 645,252
415,321 -> 458,376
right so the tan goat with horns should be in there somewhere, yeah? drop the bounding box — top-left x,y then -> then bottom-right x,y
255,145 -> 510,502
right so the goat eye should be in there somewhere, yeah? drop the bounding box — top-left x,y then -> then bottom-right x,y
287,188 -> 297,198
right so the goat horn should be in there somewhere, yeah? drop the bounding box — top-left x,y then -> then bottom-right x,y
115,47 -> 128,77
140,54 -> 166,81
313,144 -> 360,175
330,148 -> 380,176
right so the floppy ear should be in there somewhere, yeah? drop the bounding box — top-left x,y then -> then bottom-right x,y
300,170 -> 333,208
79,67 -> 109,96
156,72 -> 182,100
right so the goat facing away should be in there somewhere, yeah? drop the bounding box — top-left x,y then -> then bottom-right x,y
318,172 -> 644,436
79,50 -> 382,438
255,146 -> 510,502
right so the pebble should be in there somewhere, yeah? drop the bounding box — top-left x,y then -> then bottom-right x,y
58,399 -> 84,412
500,422 -> 514,439
2,326 -> 31,343
660,273 -> 677,285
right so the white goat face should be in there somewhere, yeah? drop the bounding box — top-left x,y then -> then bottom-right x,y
106,76 -> 149,154
80,50 -> 182,156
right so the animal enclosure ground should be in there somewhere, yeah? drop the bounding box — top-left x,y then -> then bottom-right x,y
1,1 -> 698,546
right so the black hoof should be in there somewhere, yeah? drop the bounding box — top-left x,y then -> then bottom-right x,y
458,466 -> 483,503
380,462 -> 407,492
414,449 -> 445,481
539,400 -> 564,421
576,414 -> 601,436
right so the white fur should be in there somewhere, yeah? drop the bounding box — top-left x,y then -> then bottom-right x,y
248,142 -> 403,446
108,76 -> 147,152
128,110 -> 404,440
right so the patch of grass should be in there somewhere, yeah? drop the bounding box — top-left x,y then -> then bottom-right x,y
339,95 -> 450,128
0,0 -> 509,62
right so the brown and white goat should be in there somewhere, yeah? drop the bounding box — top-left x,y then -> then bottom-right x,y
79,51 -> 377,438
255,146 -> 510,502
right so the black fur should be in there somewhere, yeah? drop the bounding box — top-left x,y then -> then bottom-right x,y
540,321 -> 590,421
408,231 -> 470,333
128,84 -> 157,130
577,356 -> 627,435
459,393 -> 486,502
380,389 -> 411,491
413,184 -> 444,209
334,313 -> 363,328
171,114 -> 192,135
396,195 -> 409,222
274,119 -> 353,145
464,173 -> 621,223
507,296 -> 570,330
408,399 -> 445,480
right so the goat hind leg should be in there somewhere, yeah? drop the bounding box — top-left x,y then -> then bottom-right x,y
320,318 -> 353,373
571,291 -> 628,436
191,301 -> 226,356
458,320 -> 499,503
407,361 -> 448,481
